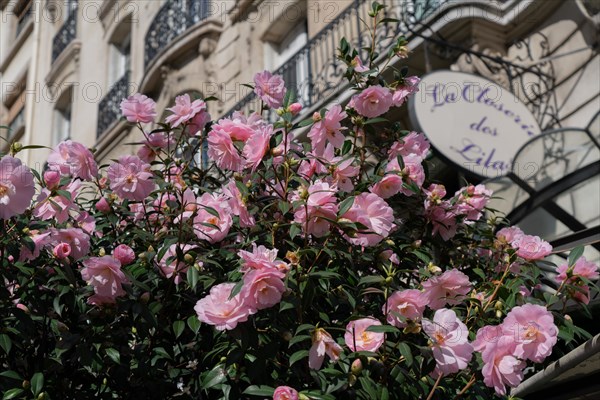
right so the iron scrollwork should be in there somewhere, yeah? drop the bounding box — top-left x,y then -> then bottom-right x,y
144,0 -> 211,67
97,72 -> 131,138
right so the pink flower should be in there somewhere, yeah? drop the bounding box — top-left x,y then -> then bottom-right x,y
349,85 -> 393,118
455,184 -> 493,221
113,244 -> 135,266
192,193 -> 233,243
165,94 -> 207,128
95,197 -> 111,213
33,180 -> 81,223
307,105 -> 347,154
120,93 -> 156,124
81,256 -> 129,305
480,336 -> 526,396
496,226 -> 524,243
320,144 -> 358,192
422,308 -> 473,377
243,125 -> 274,170
0,156 -> 35,219
351,55 -> 369,73
391,76 -> 420,107
242,268 -> 286,310
194,282 -> 256,331
52,243 -> 71,259
207,126 -> 244,171
502,304 -> 557,363
426,203 -> 458,241
370,174 -> 403,199
47,140 -> 98,181
511,234 -> 552,260
292,180 -> 339,238
388,131 -> 430,161
273,386 -> 299,400
238,243 -> 289,273
107,155 -> 155,201
222,180 -> 255,228
556,257 -> 599,283
344,317 -> 385,352
19,230 -> 51,261
186,107 -> 211,136
309,328 -> 343,369
254,70 -> 286,109
341,192 -> 395,247
555,257 -> 599,304
384,289 -> 427,328
158,244 -> 194,284
397,155 -> 425,196
422,269 -> 472,310
49,228 -> 90,260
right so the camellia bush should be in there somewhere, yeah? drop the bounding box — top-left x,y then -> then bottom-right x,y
1,5 -> 599,399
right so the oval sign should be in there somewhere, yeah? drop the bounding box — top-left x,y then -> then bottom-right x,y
408,70 -> 541,178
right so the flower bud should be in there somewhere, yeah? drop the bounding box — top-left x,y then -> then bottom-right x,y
427,262 -> 441,274
184,253 -> 195,264
351,359 -> 363,375
495,310 -> 503,319
10,141 -> 23,155
113,244 -> 135,265
52,242 -> 72,259
312,111 -> 322,122
95,197 -> 111,213
348,374 -> 357,387
282,331 -> 293,341
494,301 -> 503,310
22,380 -> 30,389
289,102 -> 303,116
43,170 -> 61,189
98,247 -> 106,257
140,292 -> 150,304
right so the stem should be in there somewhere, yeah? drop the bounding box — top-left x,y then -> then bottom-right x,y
426,374 -> 443,400
454,374 -> 476,399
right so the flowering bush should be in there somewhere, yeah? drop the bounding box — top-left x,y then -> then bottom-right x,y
1,5 -> 599,399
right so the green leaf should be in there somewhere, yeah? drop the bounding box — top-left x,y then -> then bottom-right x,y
0,334 -> 11,354
289,223 -> 301,240
243,385 -> 275,396
364,117 -> 388,125
338,196 -> 355,217
31,372 -> 44,396
201,366 -> 226,389
187,266 -> 199,290
3,388 -> 24,400
365,325 -> 399,334
359,275 -> 384,286
568,246 -> 585,267
296,118 -> 314,128
289,334 -> 311,347
228,280 -> 244,300
187,315 -> 201,334
398,342 -> 413,367
106,348 -> 120,364
295,324 -> 315,334
173,321 -> 185,339
0,371 -> 21,380
289,349 -> 309,367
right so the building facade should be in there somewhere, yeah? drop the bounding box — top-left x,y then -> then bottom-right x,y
1,0 -> 599,397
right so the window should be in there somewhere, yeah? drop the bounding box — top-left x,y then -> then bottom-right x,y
264,21 -> 309,104
53,88 -> 72,145
2,79 -> 26,144
15,0 -> 32,38
108,32 -> 131,87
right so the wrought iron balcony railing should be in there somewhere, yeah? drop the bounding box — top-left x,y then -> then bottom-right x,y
224,0 -> 446,118
145,0 -> 211,67
97,72 -> 130,138
51,4 -> 78,63
16,4 -> 32,37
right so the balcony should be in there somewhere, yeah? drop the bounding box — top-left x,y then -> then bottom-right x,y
144,0 -> 211,68
224,0 -> 446,118
52,4 -> 78,63
97,72 -> 130,138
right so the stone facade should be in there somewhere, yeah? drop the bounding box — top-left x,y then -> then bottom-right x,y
1,0 -> 598,169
